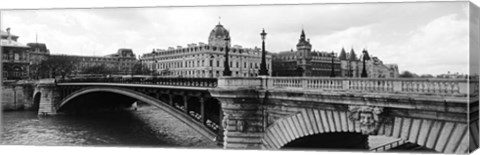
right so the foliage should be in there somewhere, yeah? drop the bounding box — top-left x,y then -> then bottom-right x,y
36,55 -> 79,79
160,68 -> 173,76
81,63 -> 120,76
131,62 -> 152,75
399,70 -> 418,78
420,74 -> 434,78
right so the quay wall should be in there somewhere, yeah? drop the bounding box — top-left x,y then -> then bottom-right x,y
2,81 -> 35,111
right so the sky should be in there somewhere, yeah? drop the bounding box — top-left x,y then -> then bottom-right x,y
0,1 -> 471,75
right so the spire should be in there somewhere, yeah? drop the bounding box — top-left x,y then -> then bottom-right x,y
339,47 -> 347,60
218,16 -> 221,25
349,48 -> 357,61
300,29 -> 306,39
296,28 -> 311,48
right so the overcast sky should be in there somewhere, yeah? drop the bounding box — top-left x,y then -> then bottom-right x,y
0,1 -> 470,75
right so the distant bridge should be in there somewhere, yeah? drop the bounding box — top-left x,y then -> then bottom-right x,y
33,76 -> 479,153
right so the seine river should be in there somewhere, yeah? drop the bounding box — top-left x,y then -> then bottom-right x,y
0,105 -> 218,148
1,105 -> 397,150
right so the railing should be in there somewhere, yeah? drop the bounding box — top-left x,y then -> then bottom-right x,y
269,77 -> 478,96
56,76 -> 478,96
370,139 -> 408,152
56,77 -> 218,88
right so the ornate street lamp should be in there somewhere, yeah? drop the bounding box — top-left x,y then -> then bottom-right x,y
330,52 -> 336,77
223,35 -> 232,76
361,50 -> 368,78
152,49 -> 157,78
210,54 -> 215,78
259,29 -> 269,76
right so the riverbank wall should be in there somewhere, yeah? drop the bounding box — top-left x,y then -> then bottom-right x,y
2,80 -> 35,111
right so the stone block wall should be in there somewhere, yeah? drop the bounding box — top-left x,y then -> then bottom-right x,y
1,82 -> 34,111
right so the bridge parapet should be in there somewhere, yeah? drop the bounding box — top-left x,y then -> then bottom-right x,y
270,77 -> 478,97
56,77 -> 218,88
217,77 -> 263,89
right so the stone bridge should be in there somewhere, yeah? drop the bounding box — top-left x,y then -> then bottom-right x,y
33,76 -> 479,153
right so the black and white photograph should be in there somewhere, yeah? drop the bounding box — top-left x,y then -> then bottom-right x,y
0,0 -> 479,154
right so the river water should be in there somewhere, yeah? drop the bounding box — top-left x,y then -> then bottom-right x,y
0,105 -> 397,150
0,105 -> 218,148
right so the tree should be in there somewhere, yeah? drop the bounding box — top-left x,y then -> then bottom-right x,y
420,74 -> 434,78
131,62 -> 152,75
160,68 -> 173,76
81,63 -> 116,76
399,71 -> 418,78
36,55 -> 79,79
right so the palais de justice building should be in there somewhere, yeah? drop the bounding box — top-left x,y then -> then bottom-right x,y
338,48 -> 399,78
140,23 -> 272,78
272,29 -> 399,78
272,30 -> 342,77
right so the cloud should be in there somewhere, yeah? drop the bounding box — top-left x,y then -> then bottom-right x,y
375,14 -> 468,75
0,2 -> 470,75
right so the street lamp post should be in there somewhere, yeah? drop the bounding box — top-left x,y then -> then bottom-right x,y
210,54 -> 215,78
259,29 -> 269,76
330,52 -> 336,77
223,35 -> 232,76
361,50 -> 368,78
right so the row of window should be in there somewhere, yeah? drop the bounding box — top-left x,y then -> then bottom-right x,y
144,45 -> 263,58
148,59 -> 271,70
162,69 -> 261,77
143,52 -> 269,62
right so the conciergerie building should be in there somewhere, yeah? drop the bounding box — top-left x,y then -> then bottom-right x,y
140,23 -> 272,78
272,29 -> 399,78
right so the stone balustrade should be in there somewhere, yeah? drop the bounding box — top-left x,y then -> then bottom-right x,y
56,77 -> 218,88
269,77 -> 477,96
216,77 -> 263,89
217,77 -> 478,96
57,76 -> 477,96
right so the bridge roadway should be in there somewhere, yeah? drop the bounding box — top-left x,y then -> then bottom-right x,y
33,76 -> 479,153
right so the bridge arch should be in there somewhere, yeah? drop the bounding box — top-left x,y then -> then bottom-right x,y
32,92 -> 41,111
57,86 -> 217,141
262,109 -> 469,153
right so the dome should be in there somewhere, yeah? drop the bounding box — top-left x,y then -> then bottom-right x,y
208,23 -> 230,47
210,24 -> 229,37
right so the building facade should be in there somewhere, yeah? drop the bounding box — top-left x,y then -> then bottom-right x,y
272,30 -> 342,77
27,42 -> 50,65
140,23 -> 272,78
339,48 -> 399,78
2,28 -> 142,80
1,28 -> 31,80
57,48 -> 137,75
272,29 -> 398,78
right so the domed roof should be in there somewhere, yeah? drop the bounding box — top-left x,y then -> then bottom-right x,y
208,23 -> 230,47
210,23 -> 229,38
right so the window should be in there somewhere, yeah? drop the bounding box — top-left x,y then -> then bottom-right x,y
210,60 -> 213,67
